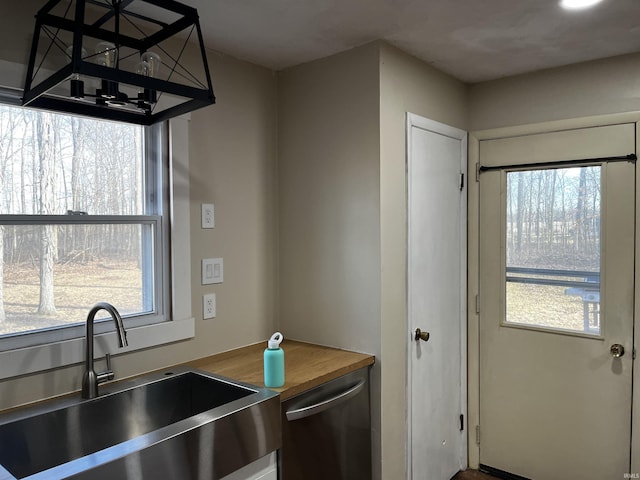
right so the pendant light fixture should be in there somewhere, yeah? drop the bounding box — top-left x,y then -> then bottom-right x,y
22,0 -> 215,125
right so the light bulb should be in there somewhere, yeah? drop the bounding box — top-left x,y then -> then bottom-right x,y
136,59 -> 151,96
95,41 -> 119,99
65,45 -> 87,61
136,52 -> 161,107
65,45 -> 87,99
137,60 -> 151,77
95,41 -> 118,68
140,51 -> 161,78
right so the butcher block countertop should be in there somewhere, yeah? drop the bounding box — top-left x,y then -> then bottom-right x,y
187,340 -> 375,401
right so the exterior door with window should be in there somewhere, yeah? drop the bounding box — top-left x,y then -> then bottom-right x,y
478,124 -> 635,479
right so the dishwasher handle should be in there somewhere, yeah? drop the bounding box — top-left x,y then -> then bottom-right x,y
285,379 -> 366,421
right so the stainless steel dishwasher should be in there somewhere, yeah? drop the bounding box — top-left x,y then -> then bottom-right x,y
280,366 -> 371,480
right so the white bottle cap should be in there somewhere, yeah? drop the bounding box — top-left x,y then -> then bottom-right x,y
268,332 -> 283,349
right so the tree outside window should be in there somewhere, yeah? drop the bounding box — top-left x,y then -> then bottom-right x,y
0,104 -> 164,341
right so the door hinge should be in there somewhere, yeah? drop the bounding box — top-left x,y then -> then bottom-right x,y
460,414 -> 464,431
459,172 -> 465,190
475,294 -> 480,314
633,347 -> 637,360
475,425 -> 481,446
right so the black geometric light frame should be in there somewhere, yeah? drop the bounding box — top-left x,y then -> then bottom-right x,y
23,0 -> 216,125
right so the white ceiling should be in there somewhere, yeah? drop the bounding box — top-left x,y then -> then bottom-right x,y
180,0 -> 640,83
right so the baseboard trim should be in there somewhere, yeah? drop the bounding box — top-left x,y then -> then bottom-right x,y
479,464 -> 531,480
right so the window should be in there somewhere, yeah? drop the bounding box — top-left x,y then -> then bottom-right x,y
505,166 -> 601,335
0,104 -> 169,350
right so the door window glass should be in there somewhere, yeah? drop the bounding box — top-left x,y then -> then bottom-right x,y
505,166 -> 601,335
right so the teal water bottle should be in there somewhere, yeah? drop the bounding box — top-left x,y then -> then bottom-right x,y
264,332 -> 285,388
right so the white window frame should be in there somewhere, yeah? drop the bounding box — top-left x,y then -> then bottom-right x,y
0,96 -> 194,379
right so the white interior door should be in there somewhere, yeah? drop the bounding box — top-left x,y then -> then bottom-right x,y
407,113 -> 467,480
478,124 -> 636,479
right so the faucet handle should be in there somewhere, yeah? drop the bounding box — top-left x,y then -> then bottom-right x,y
96,353 -> 115,384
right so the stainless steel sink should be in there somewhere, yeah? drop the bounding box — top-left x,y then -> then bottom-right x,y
0,367 -> 280,480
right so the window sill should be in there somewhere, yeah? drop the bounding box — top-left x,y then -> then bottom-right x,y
0,318 -> 195,380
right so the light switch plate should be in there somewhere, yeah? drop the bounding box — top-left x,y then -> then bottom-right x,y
201,203 -> 215,229
203,293 -> 216,319
202,258 -> 223,285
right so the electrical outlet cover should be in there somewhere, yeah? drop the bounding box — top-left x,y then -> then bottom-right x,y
201,203 -> 215,229
203,293 -> 216,319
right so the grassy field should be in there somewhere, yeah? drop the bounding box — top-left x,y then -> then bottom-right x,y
506,282 -> 596,333
0,262 -> 597,336
0,260 -> 143,335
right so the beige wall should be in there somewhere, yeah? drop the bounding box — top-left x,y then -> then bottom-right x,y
188,52 -> 278,353
0,0 -> 39,90
0,7 -> 278,409
469,52 -> 640,131
277,42 -> 383,478
379,43 -> 468,479
277,43 -> 381,353
0,0 -> 37,68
